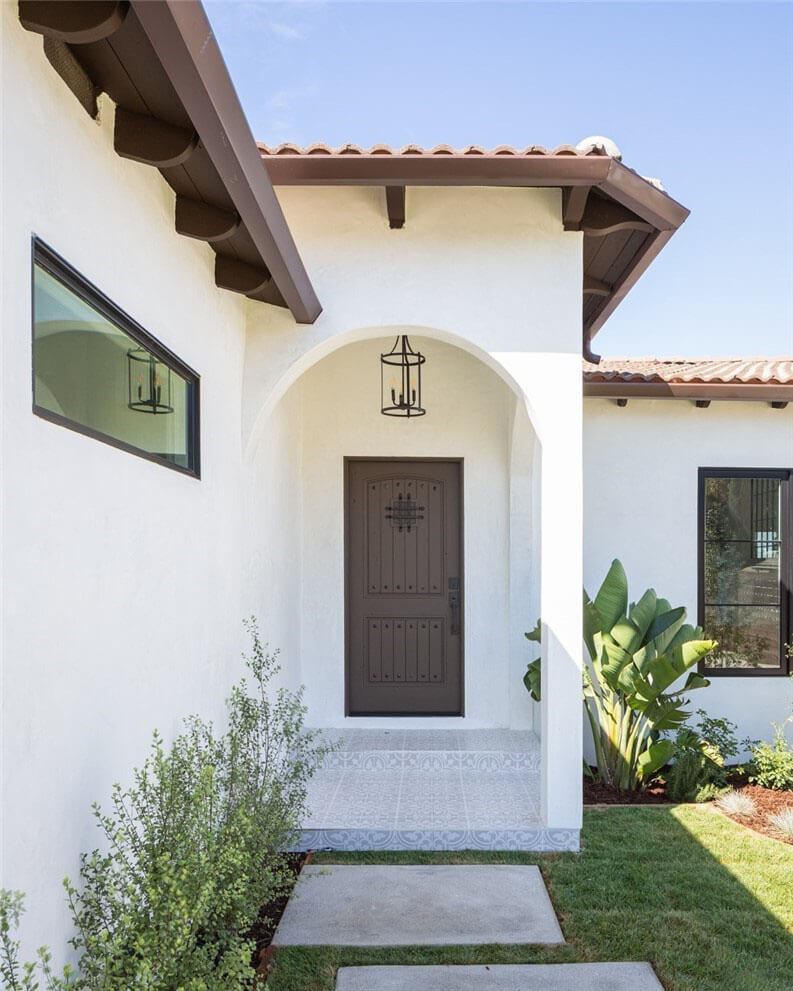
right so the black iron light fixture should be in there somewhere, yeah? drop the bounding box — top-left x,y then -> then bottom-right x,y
127,348 -> 174,414
380,334 -> 426,417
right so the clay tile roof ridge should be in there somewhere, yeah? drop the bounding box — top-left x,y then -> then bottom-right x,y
256,141 -> 613,158
583,356 -> 793,386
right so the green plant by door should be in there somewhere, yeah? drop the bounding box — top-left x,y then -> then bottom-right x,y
524,559 -> 717,790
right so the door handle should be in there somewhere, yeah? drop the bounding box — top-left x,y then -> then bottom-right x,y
448,577 -> 461,636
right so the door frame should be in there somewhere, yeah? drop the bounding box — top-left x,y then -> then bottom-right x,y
343,456 -> 465,717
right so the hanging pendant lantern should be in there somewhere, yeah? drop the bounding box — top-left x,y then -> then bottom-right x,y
127,348 -> 174,414
380,335 -> 426,417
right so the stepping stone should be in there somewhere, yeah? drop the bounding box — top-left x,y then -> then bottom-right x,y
271,865 -> 564,946
336,963 -> 665,990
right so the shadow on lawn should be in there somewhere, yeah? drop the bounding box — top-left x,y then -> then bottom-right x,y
268,806 -> 793,991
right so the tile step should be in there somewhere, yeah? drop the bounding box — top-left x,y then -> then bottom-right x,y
295,827 -> 579,852
321,749 -> 541,771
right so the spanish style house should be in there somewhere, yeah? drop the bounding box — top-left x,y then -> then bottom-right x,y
3,0 -> 792,950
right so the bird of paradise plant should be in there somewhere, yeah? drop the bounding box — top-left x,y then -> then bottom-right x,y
524,559 -> 717,790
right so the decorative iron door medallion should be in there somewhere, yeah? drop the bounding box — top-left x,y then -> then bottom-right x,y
346,460 -> 463,715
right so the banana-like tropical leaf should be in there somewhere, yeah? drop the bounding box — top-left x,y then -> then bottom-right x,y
523,659 -> 542,702
593,559 -> 628,633
628,589 -> 658,644
599,640 -> 633,693
666,622 -> 702,652
633,608 -> 687,670
637,738 -> 675,780
525,619 -> 542,644
655,597 -> 673,617
645,640 -> 716,697
681,670 -> 711,693
639,695 -> 693,731
583,592 -> 600,661
610,616 -> 641,653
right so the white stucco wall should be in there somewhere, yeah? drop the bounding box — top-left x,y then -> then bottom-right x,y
1,8 -> 249,957
242,183 -> 582,447
3,7 -> 591,947
246,339 -> 539,730
584,398 -> 793,748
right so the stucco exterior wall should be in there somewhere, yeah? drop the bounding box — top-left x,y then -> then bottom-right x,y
584,398 -> 793,747
242,184 -> 583,446
1,8 -> 249,955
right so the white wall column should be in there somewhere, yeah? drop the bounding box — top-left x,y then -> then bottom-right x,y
496,352 -> 583,837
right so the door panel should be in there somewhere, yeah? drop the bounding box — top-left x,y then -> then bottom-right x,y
346,460 -> 463,715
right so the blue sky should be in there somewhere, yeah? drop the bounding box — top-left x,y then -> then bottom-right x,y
205,1 -> 793,357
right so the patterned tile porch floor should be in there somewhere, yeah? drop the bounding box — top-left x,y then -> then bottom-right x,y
304,730 -> 542,833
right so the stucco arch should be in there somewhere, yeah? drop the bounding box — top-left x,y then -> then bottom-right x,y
243,324 -> 542,458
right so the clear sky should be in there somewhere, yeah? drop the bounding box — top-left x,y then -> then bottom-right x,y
205,1 -> 793,358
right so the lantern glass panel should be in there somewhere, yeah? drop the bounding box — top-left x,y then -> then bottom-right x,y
380,335 -> 426,417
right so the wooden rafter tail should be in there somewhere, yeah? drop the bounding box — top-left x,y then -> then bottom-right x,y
175,197 -> 241,243
19,1 -> 128,44
385,186 -> 406,229
214,256 -> 272,297
114,108 -> 197,168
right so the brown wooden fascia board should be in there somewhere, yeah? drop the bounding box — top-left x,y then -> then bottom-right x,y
129,1 -> 320,323
600,160 -> 689,231
260,153 -> 688,231
261,153 -> 615,187
583,381 -> 793,402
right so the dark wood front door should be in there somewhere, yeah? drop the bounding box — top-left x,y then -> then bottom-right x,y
346,459 -> 463,716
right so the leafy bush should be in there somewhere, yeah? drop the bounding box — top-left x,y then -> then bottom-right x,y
1,890 -> 76,990
524,560 -> 717,790
9,621 -> 327,990
750,726 -> 793,791
666,711 -> 739,802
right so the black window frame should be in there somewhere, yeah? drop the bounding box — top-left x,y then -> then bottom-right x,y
698,467 -> 792,677
31,237 -> 201,479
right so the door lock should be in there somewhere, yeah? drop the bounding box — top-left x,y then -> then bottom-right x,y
448,577 -> 461,635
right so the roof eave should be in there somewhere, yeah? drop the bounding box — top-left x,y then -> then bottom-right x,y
584,381 -> 793,402
20,0 -> 321,324
261,149 -> 689,339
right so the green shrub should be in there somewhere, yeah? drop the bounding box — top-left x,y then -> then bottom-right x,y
12,620 -> 327,991
750,726 -> 793,791
666,711 -> 740,803
0,890 -> 76,990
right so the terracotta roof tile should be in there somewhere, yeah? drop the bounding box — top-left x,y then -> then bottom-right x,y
258,142 -> 613,158
583,357 -> 793,386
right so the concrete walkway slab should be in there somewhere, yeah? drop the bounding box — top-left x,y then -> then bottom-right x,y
272,865 -> 564,946
336,963 -> 665,990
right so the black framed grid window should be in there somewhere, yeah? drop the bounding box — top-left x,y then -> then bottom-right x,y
698,468 -> 791,676
32,239 -> 200,477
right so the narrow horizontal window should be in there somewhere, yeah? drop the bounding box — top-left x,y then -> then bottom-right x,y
32,240 -> 199,477
699,469 -> 790,675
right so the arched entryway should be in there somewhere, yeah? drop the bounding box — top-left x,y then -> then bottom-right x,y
243,327 -> 582,848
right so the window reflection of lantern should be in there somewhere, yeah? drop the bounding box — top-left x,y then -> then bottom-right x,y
380,335 -> 426,417
127,348 -> 174,414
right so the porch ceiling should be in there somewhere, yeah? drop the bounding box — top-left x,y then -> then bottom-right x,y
259,142 -> 691,343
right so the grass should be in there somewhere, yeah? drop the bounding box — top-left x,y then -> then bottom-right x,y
267,807 -> 793,991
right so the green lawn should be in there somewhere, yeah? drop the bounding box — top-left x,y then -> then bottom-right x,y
267,807 -> 793,991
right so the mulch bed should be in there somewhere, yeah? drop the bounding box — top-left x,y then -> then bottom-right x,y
715,784 -> 793,845
251,851 -> 310,982
583,773 -> 671,805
